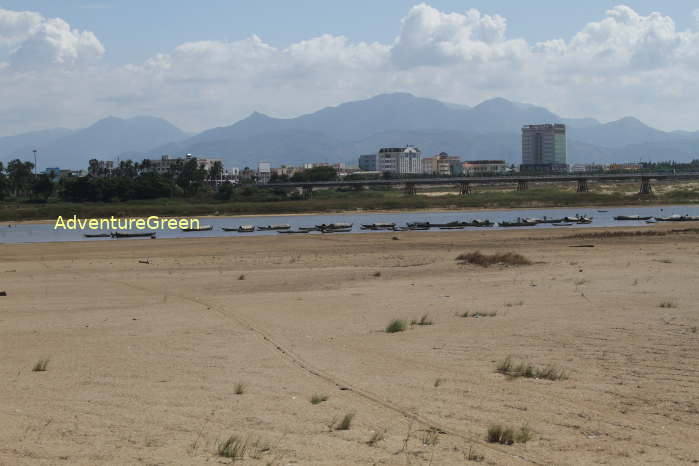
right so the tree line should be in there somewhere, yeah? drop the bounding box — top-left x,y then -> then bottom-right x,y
0,157 -> 338,203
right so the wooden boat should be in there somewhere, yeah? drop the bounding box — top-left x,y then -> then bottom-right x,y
430,221 -> 469,228
298,226 -> 319,232
182,225 -> 213,232
84,233 -> 110,238
361,222 -> 396,230
439,225 -> 466,230
536,216 -> 566,224
257,224 -> 291,231
222,225 -> 255,232
576,218 -> 593,224
552,223 -> 574,226
277,230 -> 314,234
468,219 -> 494,227
614,215 -> 652,221
563,216 -> 593,223
320,227 -> 352,233
316,222 -> 353,229
499,219 -> 537,227
655,215 -> 699,222
407,221 -> 431,229
112,231 -> 156,238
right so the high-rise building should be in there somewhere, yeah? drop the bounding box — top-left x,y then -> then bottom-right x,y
521,124 -> 567,173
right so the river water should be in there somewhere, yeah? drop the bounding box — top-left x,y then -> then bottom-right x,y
1,205 -> 697,244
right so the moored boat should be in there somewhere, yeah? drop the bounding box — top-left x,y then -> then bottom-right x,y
499,219 -> 538,227
361,222 -> 396,230
468,219 -> 494,227
614,215 -> 652,221
320,227 -> 352,233
84,233 -> 110,238
257,224 -> 291,231
316,222 -> 353,231
655,214 -> 699,222
182,225 -> 213,232
222,225 -> 255,232
552,223 -> 574,226
112,231 -> 156,238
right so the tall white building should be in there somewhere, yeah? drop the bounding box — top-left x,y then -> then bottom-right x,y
377,146 -> 421,175
257,162 -> 271,183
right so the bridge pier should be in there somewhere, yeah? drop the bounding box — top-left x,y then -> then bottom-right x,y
302,185 -> 313,199
517,180 -> 528,192
404,182 -> 417,196
639,176 -> 653,195
458,182 -> 472,195
576,179 -> 589,193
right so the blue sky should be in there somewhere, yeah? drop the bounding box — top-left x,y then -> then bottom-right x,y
3,1 -> 697,65
1,1 -> 699,134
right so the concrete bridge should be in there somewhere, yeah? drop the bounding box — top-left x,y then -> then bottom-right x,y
262,172 -> 699,199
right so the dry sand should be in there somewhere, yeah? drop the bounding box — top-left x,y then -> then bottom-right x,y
1,226 -> 698,465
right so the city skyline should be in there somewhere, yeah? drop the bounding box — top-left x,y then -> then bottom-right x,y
2,2 -> 699,136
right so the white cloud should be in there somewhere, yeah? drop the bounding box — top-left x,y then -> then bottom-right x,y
2,4 -> 699,134
0,8 -> 104,69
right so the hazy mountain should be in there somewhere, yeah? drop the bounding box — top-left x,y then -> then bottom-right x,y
0,128 -> 74,161
6,93 -> 699,169
1,116 -> 187,169
148,93 -> 696,167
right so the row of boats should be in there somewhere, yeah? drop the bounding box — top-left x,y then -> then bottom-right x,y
83,212 -> 699,238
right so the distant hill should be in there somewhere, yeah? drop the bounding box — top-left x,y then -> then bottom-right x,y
0,116 -> 188,169
4,93 -> 698,170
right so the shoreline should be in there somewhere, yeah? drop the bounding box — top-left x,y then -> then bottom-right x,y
2,201 -> 697,225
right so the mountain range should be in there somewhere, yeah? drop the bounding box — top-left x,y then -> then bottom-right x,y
2,93 -> 698,170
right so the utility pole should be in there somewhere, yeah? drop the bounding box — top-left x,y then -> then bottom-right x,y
33,149 -> 37,175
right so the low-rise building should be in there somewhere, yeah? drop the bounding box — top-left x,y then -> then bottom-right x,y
358,154 -> 377,171
377,146 -> 421,175
462,160 -> 509,175
422,152 -> 462,176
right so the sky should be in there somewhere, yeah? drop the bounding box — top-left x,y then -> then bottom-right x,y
1,1 -> 699,135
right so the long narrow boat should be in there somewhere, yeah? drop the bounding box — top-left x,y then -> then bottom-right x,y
112,231 -> 156,238
320,227 -> 352,233
84,233 -> 110,238
407,221 -> 431,229
222,225 -> 255,232
316,222 -> 353,230
552,223 -> 574,226
182,225 -> 213,232
499,219 -> 538,227
257,224 -> 291,231
298,226 -> 320,232
430,221 -> 469,228
614,215 -> 652,221
468,219 -> 494,227
277,230 -> 314,234
655,215 -> 699,222
361,222 -> 396,230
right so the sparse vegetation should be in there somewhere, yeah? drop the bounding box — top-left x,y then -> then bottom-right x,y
461,311 -> 497,318
466,447 -> 484,462
410,314 -> 433,326
310,393 -> 328,405
496,356 -> 567,381
659,300 -> 677,308
434,378 -> 444,387
217,435 -> 247,459
238,274 -> 246,280
32,357 -> 49,372
456,251 -> 531,268
216,435 -> 269,461
505,300 -> 524,307
486,424 -> 531,445
420,427 -> 440,446
367,428 -> 386,446
385,319 -> 407,333
335,413 -> 354,431
234,382 -> 246,395
373,271 -> 381,277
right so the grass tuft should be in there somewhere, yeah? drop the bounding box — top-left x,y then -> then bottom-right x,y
310,393 -> 328,405
486,424 -> 531,445
411,314 -> 433,326
420,427 -> 440,446
217,435 -> 247,459
659,300 -> 677,308
433,378 -> 445,387
373,271 -> 381,277
238,274 -> 246,280
385,319 -> 407,333
335,413 -> 354,431
456,251 -> 531,268
496,356 -> 567,381
32,358 -> 50,372
234,382 -> 246,395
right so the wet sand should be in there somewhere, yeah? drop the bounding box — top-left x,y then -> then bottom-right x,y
0,225 -> 698,465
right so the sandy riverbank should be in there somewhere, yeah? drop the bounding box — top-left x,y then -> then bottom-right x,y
1,226 -> 698,465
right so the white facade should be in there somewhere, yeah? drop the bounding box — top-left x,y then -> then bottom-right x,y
377,146 -> 422,175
